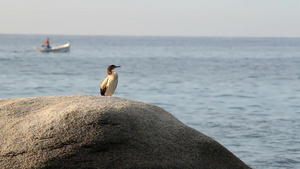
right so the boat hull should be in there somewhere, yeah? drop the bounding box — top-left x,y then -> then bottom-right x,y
36,42 -> 70,52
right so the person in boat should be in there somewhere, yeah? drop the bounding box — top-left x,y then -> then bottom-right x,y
42,38 -> 51,49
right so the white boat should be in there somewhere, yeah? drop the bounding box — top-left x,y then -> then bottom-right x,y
35,41 -> 70,52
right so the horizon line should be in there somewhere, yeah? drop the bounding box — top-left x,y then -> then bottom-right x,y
1,33 -> 300,39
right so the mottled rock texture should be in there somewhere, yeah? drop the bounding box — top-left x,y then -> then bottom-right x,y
0,95 -> 251,169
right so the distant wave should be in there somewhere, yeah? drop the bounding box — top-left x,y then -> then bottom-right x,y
0,58 -> 13,61
214,94 -> 254,98
228,106 -> 245,111
0,49 -> 35,53
12,49 -> 35,53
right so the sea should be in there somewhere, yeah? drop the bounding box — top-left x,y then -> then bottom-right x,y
1,34 -> 300,168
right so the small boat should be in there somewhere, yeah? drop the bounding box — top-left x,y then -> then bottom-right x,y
35,41 -> 70,52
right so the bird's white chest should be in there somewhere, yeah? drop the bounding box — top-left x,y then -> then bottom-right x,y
107,73 -> 118,85
105,72 -> 118,96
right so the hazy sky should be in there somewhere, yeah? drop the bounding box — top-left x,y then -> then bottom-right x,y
1,0 -> 299,37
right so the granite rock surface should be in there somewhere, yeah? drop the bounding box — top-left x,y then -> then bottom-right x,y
0,95 -> 251,169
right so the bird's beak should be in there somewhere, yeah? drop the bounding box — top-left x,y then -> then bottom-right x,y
116,66 -> 121,68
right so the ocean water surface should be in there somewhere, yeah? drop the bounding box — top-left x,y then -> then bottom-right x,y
1,34 -> 300,168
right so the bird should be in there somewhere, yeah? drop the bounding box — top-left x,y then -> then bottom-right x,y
100,65 -> 121,96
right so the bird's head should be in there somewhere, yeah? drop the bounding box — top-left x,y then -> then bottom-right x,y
107,65 -> 121,74
109,65 -> 121,70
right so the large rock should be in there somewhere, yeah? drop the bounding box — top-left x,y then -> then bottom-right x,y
0,95 -> 251,169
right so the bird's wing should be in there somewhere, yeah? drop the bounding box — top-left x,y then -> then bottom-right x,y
100,76 -> 109,96
100,86 -> 107,96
